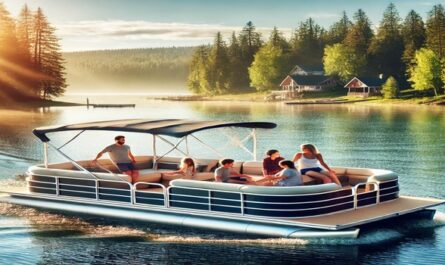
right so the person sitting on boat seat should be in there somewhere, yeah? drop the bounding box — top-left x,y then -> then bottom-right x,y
215,158 -> 254,184
292,143 -> 341,185
92,135 -> 139,183
163,157 -> 195,179
262,149 -> 284,176
256,160 -> 302,186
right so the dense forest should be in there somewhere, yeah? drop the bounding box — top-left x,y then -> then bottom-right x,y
0,3 -> 65,102
63,47 -> 194,93
188,3 -> 445,97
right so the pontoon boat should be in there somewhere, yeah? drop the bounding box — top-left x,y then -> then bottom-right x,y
0,119 -> 443,239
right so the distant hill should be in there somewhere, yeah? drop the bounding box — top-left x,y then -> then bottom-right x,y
63,47 -> 196,94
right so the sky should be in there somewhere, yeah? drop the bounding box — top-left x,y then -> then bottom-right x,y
3,0 -> 443,51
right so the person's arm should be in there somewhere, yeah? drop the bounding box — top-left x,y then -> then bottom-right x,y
292,153 -> 302,162
316,154 -> 335,173
93,147 -> 108,164
262,159 -> 268,177
231,170 -> 252,180
128,150 -> 136,163
215,174 -> 223,182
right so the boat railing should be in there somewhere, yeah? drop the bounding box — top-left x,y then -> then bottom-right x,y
27,173 -> 399,218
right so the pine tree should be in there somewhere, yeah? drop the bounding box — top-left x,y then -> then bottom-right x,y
402,10 -> 426,66
291,18 -> 325,66
187,46 -> 211,94
325,11 -> 352,44
426,4 -> 445,59
238,21 -> 263,89
33,8 -> 66,99
369,3 -> 404,79
207,32 -> 230,95
16,4 -> 40,97
344,9 -> 374,57
227,32 -> 245,91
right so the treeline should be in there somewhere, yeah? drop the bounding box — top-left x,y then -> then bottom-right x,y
0,3 -> 65,101
188,3 -> 445,96
64,47 -> 194,87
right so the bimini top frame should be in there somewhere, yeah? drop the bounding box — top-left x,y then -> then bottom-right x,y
33,119 -> 276,142
32,119 -> 277,172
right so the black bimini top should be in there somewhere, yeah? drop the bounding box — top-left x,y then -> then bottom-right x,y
33,119 -> 277,142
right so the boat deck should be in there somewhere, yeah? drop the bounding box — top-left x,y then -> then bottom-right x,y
289,196 -> 445,230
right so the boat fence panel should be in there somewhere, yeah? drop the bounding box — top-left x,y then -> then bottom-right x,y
26,173 -> 401,219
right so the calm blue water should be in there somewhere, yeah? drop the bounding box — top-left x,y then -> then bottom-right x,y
1,96 -> 445,264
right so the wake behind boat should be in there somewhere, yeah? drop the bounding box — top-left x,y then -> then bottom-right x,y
0,119 -> 443,239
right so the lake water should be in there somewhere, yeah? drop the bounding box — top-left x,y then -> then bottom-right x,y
1,96 -> 445,264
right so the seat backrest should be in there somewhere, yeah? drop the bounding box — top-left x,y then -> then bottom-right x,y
242,161 -> 263,175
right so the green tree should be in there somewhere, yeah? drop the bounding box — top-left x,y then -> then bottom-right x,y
291,18 -> 325,65
408,48 -> 442,96
207,32 -> 230,95
227,32 -> 247,91
426,4 -> 445,59
238,21 -> 263,89
402,10 -> 425,66
33,8 -> 66,99
325,11 -> 352,45
187,46 -> 211,94
381,76 -> 399,99
344,9 -> 373,57
369,3 -> 403,79
249,28 -> 291,92
323,43 -> 365,82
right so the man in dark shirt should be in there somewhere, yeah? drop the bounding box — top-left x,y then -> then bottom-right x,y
262,149 -> 284,176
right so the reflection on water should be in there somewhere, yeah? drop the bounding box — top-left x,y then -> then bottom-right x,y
1,97 -> 445,264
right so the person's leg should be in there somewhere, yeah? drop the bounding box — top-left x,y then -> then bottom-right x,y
305,171 -> 332,184
131,170 -> 140,183
320,170 -> 341,186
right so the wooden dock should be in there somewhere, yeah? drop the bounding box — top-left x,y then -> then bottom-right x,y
90,104 -> 136,108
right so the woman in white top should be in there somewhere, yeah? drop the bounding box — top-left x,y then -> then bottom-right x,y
292,144 -> 341,185
163,157 -> 195,179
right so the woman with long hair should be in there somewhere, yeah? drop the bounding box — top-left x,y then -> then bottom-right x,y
292,144 -> 341,185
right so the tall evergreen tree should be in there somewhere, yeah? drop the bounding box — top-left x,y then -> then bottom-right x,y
33,8 -> 66,99
291,18 -> 325,66
207,32 -> 230,95
344,9 -> 373,57
325,11 -> 352,44
238,21 -> 262,89
402,10 -> 426,66
227,32 -> 245,90
187,46 -> 211,94
426,4 -> 445,59
369,3 -> 404,79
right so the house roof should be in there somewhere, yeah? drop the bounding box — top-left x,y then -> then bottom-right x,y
288,74 -> 331,85
33,119 -> 277,142
344,77 -> 386,88
289,64 -> 324,74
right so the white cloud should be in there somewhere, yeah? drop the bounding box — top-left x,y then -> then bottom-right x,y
56,20 -> 293,42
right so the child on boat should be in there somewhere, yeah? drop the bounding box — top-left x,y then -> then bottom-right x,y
292,144 -> 341,186
163,157 -> 196,179
214,158 -> 255,184
257,160 -> 302,186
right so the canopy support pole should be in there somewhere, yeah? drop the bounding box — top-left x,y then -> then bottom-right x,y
190,135 -> 224,158
47,142 -> 98,179
185,136 -> 190,156
222,129 -> 253,158
252,128 -> 257,161
152,135 -> 157,169
43,143 -> 48,168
